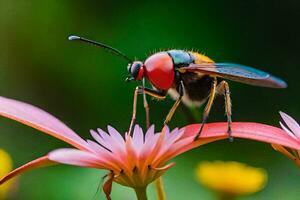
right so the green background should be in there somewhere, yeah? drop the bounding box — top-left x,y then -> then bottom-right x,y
0,0 -> 299,199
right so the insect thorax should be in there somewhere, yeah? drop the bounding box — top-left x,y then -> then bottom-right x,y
167,50 -> 194,67
167,50 -> 215,107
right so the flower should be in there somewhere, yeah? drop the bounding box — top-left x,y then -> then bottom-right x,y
0,96 -> 299,199
196,161 -> 267,199
0,149 -> 14,199
272,112 -> 300,167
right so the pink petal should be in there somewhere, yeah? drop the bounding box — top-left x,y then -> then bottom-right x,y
139,134 -> 160,163
280,122 -> 298,140
97,128 -> 125,153
94,129 -> 130,173
280,111 -> 300,140
0,96 -> 89,151
86,140 -> 122,171
90,129 -> 112,151
154,128 -> 184,162
86,140 -> 130,174
0,155 -> 55,185
138,126 -> 158,161
145,125 -> 155,140
139,127 -> 167,176
107,126 -> 125,146
48,148 -> 106,169
152,162 -> 176,171
147,127 -> 167,164
157,136 -> 222,165
183,122 -> 300,148
86,139 -> 111,155
158,122 -> 300,165
132,125 -> 144,152
124,136 -> 136,176
164,128 -> 183,145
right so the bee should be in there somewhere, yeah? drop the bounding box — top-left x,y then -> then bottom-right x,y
69,35 -> 287,140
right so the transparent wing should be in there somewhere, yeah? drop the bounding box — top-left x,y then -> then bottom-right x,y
180,63 -> 287,88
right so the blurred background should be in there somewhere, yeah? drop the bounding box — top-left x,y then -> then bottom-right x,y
0,0 -> 299,199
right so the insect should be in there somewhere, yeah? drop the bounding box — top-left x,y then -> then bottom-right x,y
69,35 -> 287,140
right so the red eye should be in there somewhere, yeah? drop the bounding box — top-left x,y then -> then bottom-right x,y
144,52 -> 174,90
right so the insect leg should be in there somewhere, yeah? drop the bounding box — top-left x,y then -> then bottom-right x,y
216,80 -> 233,141
142,78 -> 150,128
164,80 -> 185,125
128,86 -> 166,136
194,77 -> 217,140
142,88 -> 167,100
128,87 -> 139,136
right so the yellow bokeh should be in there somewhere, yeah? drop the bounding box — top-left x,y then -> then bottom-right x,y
196,161 -> 267,197
0,149 -> 13,199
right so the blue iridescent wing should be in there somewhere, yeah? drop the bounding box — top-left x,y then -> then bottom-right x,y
180,63 -> 287,88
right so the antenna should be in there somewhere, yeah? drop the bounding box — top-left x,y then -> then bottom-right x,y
68,35 -> 132,63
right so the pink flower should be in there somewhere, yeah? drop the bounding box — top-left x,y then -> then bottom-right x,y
0,96 -> 299,199
272,112 -> 300,167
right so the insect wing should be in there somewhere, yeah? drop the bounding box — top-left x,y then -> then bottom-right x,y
181,63 -> 287,88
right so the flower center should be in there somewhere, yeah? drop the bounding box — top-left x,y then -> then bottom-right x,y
113,165 -> 163,188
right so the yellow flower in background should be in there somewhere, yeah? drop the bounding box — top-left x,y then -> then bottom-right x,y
196,161 -> 267,199
0,149 -> 13,199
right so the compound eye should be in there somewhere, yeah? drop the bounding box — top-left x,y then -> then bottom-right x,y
131,62 -> 142,79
